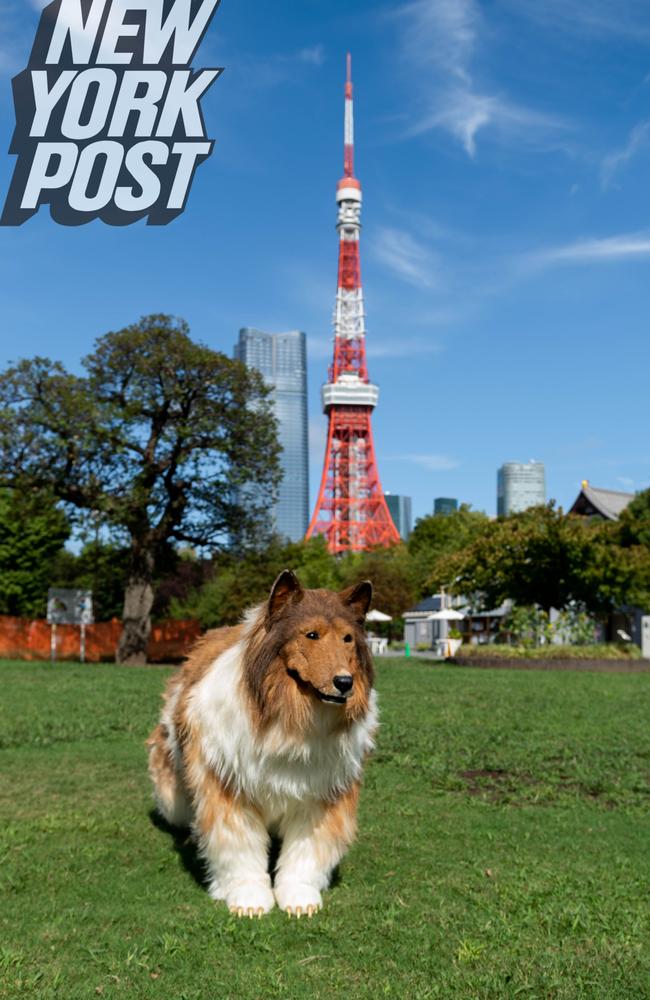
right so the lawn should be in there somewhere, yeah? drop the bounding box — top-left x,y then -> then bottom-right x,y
1,658 -> 650,999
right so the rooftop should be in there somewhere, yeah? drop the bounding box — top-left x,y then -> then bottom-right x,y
569,482 -> 634,521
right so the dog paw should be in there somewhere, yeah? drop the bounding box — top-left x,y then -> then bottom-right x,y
224,881 -> 275,918
274,882 -> 323,918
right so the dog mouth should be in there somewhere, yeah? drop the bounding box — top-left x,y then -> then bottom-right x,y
315,691 -> 347,705
286,668 -> 348,705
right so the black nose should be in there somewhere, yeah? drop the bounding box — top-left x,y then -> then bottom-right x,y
333,674 -> 353,694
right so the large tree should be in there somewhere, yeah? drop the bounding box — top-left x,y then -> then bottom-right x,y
0,315 -> 280,663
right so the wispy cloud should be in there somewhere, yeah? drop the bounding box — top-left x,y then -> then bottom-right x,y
388,453 -> 460,472
601,121 -> 650,188
308,333 -> 441,361
508,0 -> 650,41
371,226 -> 440,288
295,45 -> 325,67
392,0 -> 568,157
527,232 -> 650,268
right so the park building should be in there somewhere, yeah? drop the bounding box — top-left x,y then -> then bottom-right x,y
234,328 -> 309,543
385,493 -> 412,541
497,461 -> 546,516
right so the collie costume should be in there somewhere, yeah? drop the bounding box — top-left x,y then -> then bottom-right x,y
147,570 -> 377,918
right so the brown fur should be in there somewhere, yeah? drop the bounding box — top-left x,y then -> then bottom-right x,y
244,581 -> 374,735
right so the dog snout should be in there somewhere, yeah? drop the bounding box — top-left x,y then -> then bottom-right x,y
333,674 -> 353,694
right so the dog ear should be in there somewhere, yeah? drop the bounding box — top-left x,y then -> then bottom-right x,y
340,580 -> 373,620
268,569 -> 304,620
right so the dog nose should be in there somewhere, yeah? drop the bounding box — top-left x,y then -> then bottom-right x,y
333,674 -> 353,694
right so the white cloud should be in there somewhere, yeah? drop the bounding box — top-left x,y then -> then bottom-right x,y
295,45 -> 325,67
371,226 -> 440,288
508,0 -> 650,40
528,232 -> 650,268
392,0 -> 568,157
601,121 -> 650,188
308,332 -> 441,361
617,476 -> 635,490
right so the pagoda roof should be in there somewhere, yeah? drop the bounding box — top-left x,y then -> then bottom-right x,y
569,482 -> 634,521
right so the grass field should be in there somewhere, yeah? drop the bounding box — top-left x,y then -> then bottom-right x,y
1,658 -> 650,999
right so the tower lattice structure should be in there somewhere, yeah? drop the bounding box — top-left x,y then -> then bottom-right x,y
306,55 -> 400,554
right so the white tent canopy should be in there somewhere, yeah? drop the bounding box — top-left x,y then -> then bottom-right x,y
366,608 -> 392,622
428,609 -> 465,621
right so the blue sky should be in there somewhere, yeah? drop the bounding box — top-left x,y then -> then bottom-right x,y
0,0 -> 649,521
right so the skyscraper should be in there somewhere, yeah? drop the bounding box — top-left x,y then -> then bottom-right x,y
497,461 -> 546,516
235,329 -> 309,542
434,497 -> 458,516
385,493 -> 412,541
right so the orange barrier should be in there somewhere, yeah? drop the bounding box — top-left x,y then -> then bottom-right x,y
0,615 -> 201,663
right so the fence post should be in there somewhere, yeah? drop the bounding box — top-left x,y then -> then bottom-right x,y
50,622 -> 57,663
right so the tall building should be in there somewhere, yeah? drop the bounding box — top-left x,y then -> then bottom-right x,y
497,461 -> 546,516
434,497 -> 458,516
234,328 -> 309,542
385,493 -> 412,541
306,55 -> 400,553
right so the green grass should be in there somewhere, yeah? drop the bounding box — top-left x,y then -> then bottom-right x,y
1,658 -> 650,999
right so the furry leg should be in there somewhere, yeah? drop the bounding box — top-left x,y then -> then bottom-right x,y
147,724 -> 193,828
193,767 -> 275,915
274,783 -> 359,915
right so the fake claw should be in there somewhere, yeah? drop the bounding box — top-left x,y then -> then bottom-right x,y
284,903 -> 320,918
257,908 -> 264,919
230,906 -> 246,918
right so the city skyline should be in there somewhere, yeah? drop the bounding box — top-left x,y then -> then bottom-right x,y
0,1 -> 648,520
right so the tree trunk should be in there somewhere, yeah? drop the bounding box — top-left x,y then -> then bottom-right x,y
117,562 -> 155,665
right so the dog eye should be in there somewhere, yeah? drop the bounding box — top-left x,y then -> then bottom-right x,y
305,631 -> 320,640
343,634 -> 353,643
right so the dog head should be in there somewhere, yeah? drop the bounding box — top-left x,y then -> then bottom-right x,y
245,570 -> 374,729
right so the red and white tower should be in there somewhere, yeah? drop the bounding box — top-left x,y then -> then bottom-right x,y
306,55 -> 400,554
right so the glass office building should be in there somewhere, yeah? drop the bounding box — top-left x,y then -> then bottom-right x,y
385,493 -> 412,541
234,329 -> 309,542
497,461 -> 546,516
434,497 -> 458,516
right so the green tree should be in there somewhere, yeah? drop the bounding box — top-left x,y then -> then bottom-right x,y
619,488 -> 650,548
173,537 -> 339,628
0,488 -> 69,617
408,505 -> 489,597
338,544 -> 416,622
428,504 -> 650,614
0,316 -> 280,663
50,541 -> 130,622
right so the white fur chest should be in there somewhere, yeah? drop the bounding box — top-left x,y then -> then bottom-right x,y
189,641 -> 378,820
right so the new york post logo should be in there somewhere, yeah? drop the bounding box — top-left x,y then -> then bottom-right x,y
2,0 -> 222,226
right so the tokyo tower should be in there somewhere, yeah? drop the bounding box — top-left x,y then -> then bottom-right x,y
306,55 -> 400,554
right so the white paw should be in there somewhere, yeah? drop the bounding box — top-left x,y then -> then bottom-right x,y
274,881 -> 323,918
207,879 -> 226,901
223,880 -> 275,918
